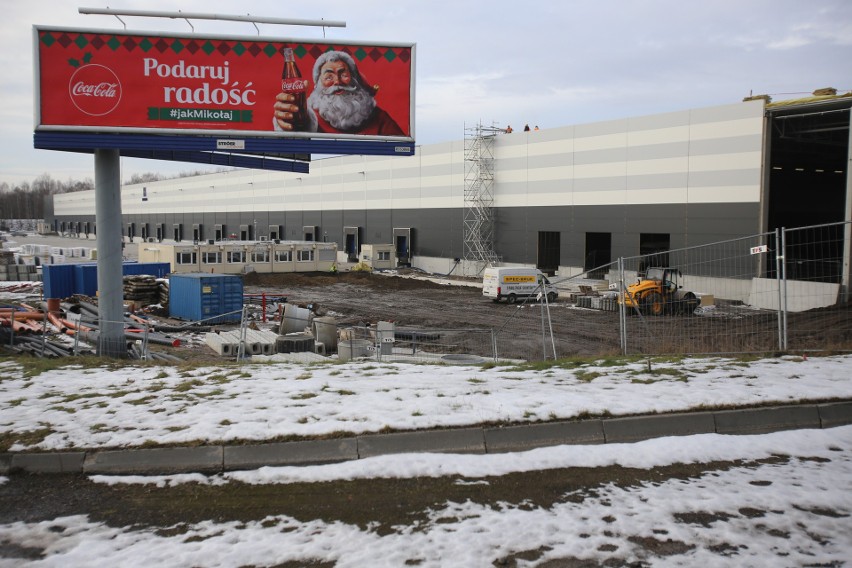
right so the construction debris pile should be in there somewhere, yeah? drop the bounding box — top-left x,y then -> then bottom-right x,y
0,299 -> 184,361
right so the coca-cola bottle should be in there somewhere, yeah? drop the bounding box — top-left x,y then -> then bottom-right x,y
281,48 -> 309,131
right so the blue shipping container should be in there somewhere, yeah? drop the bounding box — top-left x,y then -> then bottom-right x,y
169,273 -> 243,323
72,262 -> 172,297
124,262 -> 171,278
74,264 -> 99,297
42,265 -> 76,299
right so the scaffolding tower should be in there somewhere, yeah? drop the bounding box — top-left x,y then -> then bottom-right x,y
464,122 -> 503,270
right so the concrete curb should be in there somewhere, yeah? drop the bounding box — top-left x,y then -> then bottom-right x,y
2,401 -> 851,476
358,427 -> 485,458
602,411 -> 717,443
714,405 -> 821,434
484,420 -> 605,452
816,401 -> 852,428
84,446 -> 223,476
224,439 -> 358,470
10,452 -> 86,474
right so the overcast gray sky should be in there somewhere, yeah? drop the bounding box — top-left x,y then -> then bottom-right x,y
1,0 -> 849,186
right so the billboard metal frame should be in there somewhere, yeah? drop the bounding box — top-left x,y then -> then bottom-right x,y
33,131 -> 415,173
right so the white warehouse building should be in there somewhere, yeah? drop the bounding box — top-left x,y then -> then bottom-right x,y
48,94 -> 852,281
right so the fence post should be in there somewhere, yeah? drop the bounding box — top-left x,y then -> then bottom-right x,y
40,310 -> 47,357
618,257 -> 627,355
236,305 -> 249,362
774,227 -> 786,351
491,328 -> 498,363
781,227 -> 789,350
142,321 -> 150,361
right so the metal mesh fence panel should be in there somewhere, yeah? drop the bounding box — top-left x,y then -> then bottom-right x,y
618,233 -> 783,355
782,221 -> 852,352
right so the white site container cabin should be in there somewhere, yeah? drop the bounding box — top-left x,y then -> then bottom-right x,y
482,267 -> 558,304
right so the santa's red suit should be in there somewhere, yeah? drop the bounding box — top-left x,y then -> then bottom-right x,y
315,107 -> 404,136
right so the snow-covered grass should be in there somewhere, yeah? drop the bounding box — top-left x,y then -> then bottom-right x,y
1,354 -> 850,451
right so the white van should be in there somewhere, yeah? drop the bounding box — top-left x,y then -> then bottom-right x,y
482,267 -> 558,304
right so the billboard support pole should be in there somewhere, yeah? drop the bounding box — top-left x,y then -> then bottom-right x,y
94,148 -> 127,358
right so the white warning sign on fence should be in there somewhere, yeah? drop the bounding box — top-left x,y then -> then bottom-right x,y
750,245 -> 768,255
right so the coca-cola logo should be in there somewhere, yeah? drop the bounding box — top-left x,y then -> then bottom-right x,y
68,64 -> 122,116
281,78 -> 308,93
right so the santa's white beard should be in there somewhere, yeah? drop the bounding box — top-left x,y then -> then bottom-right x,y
309,84 -> 376,131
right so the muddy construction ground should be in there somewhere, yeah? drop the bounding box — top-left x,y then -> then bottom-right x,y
239,271 -> 852,361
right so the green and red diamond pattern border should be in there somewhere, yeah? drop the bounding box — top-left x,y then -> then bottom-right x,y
39,31 -> 411,65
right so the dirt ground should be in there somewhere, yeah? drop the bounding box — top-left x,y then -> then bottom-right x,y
235,270 -> 852,361
0,457 -> 794,567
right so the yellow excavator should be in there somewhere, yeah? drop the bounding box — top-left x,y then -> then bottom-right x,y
620,267 -> 699,316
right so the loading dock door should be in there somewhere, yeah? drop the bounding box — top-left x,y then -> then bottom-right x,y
344,226 -> 360,261
537,231 -> 560,275
639,233 -> 670,275
393,227 -> 412,265
585,232 -> 612,279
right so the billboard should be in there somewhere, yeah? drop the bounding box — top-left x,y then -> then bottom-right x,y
34,26 -> 415,142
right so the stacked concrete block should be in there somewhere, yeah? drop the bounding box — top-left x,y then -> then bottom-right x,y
205,329 -> 279,357
0,252 -> 40,282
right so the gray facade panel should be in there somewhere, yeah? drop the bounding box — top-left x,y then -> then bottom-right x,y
574,176 -> 627,192
574,146 -> 628,166
390,166 -> 421,180
688,168 -> 761,188
420,184 -> 453,199
527,153 -> 571,170
496,156 -> 530,172
366,210 -> 393,242
689,134 -> 763,156
628,172 -> 690,191
419,163 -> 453,178
365,169 -> 391,182
527,179 -> 571,194
627,141 -> 689,161
394,188 -> 422,199
366,188 -> 391,201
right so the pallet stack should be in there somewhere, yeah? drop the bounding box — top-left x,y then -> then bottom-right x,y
123,275 -> 161,307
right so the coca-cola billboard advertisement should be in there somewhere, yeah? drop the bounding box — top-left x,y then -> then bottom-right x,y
34,26 -> 415,141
